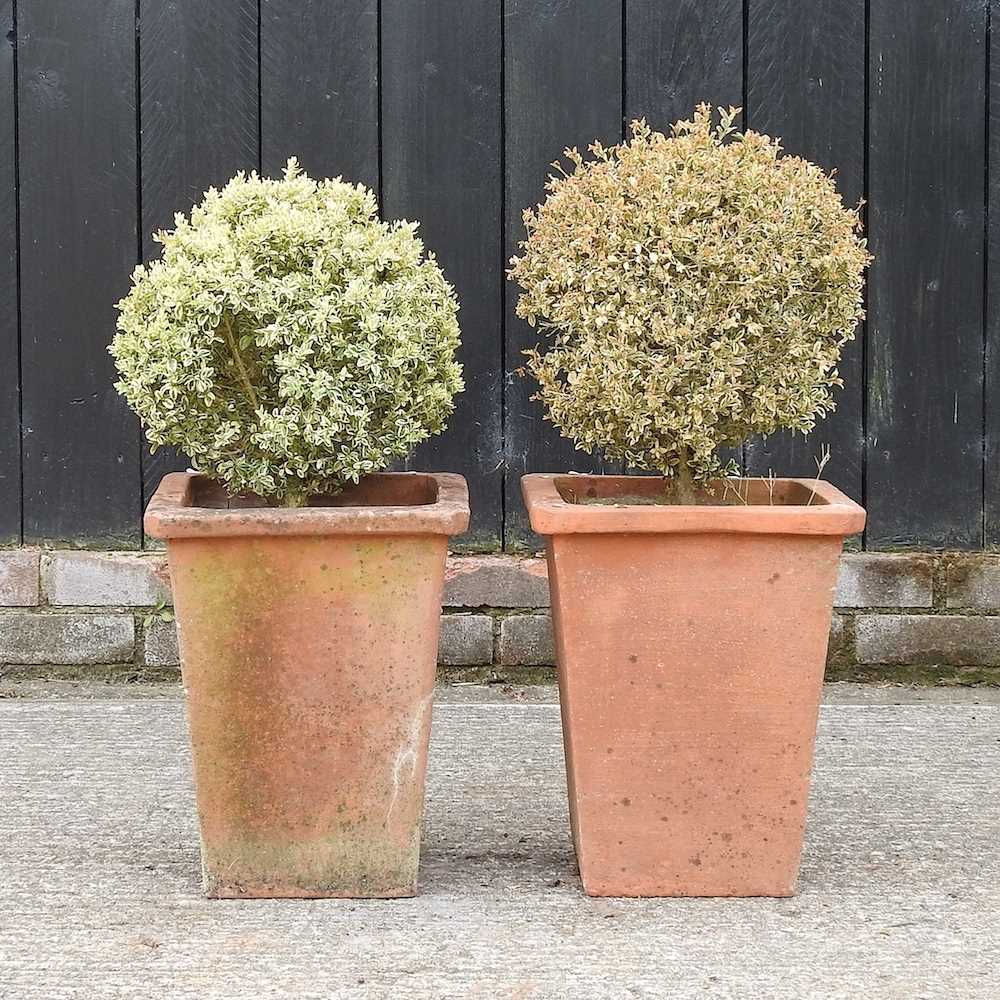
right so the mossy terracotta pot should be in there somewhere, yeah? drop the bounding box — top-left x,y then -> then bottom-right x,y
145,471 -> 469,899
522,473 -> 866,898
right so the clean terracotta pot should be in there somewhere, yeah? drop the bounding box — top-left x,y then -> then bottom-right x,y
522,473 -> 866,898
145,471 -> 469,899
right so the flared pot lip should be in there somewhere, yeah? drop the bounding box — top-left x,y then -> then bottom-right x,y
521,473 -> 866,537
145,471 -> 470,540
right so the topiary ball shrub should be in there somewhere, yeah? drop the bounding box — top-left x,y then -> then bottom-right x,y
508,105 -> 870,497
111,160 -> 463,507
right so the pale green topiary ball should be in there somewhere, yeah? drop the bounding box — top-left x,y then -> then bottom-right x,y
508,105 -> 871,484
111,160 -> 463,506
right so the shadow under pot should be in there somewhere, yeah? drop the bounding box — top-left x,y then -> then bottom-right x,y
521,473 -> 866,898
145,471 -> 469,899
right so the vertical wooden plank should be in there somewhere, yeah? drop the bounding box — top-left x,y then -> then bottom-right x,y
625,0 -> 743,128
260,0 -> 378,190
382,0 -> 503,549
624,0 -> 743,475
867,0 -> 986,549
743,0 -> 866,502
504,0 -> 623,549
0,0 -> 19,543
987,0 -> 1000,546
139,0 -> 259,506
18,0 -> 140,546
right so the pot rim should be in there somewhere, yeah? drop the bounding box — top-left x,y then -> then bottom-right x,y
522,473 -> 866,537
145,471 -> 470,539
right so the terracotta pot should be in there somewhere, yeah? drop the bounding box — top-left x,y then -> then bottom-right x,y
522,473 -> 866,898
145,471 -> 469,898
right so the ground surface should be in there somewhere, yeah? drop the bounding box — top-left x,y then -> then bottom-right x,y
1,684 -> 998,999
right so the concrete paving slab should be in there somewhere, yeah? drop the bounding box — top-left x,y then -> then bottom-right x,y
0,695 -> 998,999
4,678 -> 1000,704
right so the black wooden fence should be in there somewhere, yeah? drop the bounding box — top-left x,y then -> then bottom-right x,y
0,1 -> 996,551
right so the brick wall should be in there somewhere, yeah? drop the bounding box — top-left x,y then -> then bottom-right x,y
1,550 -> 999,682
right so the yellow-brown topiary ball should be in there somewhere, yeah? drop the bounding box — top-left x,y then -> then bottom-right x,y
508,105 -> 871,485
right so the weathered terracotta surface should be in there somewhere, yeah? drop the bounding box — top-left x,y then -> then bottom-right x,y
523,474 -> 866,898
146,472 -> 469,898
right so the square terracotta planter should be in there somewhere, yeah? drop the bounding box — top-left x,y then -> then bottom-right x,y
522,473 -> 866,897
145,471 -> 469,898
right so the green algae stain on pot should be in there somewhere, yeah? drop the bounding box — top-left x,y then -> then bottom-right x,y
166,530 -> 447,897
201,826 -> 422,898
